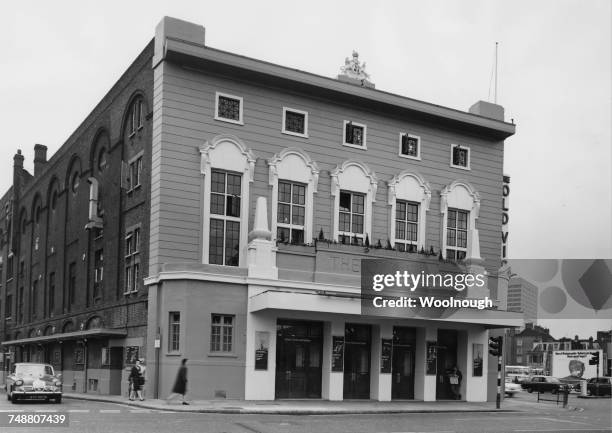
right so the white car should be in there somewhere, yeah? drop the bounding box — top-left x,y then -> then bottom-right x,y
505,377 -> 522,397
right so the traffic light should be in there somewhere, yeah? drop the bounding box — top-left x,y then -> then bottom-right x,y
489,336 -> 503,357
589,352 -> 600,365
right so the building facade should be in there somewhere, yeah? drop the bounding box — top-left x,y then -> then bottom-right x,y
2,16 -> 522,402
144,18 -> 519,402
0,42 -> 154,396
507,276 -> 538,324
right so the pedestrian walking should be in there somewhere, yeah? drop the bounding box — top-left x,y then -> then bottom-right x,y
129,358 -> 146,401
447,365 -> 463,400
167,358 -> 189,405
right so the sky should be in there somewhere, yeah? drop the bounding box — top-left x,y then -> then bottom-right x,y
1,1 -> 610,338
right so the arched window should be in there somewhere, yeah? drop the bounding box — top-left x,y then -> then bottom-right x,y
330,160 -> 378,244
387,171 -> 431,251
268,148 -> 319,244
71,172 -> 80,194
98,148 -> 108,172
440,180 -> 481,261
199,134 -> 255,267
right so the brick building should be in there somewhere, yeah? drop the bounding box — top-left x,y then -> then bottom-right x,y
0,42 -> 154,395
2,16 -> 522,401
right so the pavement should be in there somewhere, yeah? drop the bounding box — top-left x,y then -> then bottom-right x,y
61,392 -> 522,414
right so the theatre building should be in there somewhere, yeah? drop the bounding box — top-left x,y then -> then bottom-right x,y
145,18 -> 520,402
1,16 -> 521,401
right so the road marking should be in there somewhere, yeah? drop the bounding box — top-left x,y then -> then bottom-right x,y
67,409 -> 90,413
538,417 -> 593,425
130,409 -> 151,413
0,409 -> 24,412
99,409 -> 121,413
515,430 -> 612,432
234,422 -> 263,433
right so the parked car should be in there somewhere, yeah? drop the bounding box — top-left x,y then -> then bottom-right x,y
6,363 -> 62,403
523,375 -> 569,394
586,377 -> 612,397
504,377 -> 522,397
559,376 -> 583,392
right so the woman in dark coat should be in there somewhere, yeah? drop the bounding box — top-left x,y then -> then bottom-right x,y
166,358 -> 189,405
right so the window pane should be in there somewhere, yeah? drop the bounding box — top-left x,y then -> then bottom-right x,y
339,212 -> 351,232
396,202 -> 406,221
457,230 -> 467,248
292,184 -> 305,205
339,192 -> 351,212
447,229 -> 456,247
279,182 -> 291,203
277,203 -> 290,224
446,249 -> 456,260
352,214 -> 363,234
277,227 -> 289,243
218,96 -> 241,121
396,221 -> 406,240
292,205 -> 305,226
226,196 -> 241,218
291,229 -> 304,244
352,194 -> 364,214
447,210 -> 457,228
225,221 -> 240,266
285,111 -> 305,134
458,211 -> 468,229
209,219 -> 224,265
396,243 -> 406,252
456,250 -> 466,260
223,316 -> 233,325
211,171 -> 225,193
226,174 -> 241,196
211,193 -> 225,215
407,203 -> 419,222
407,222 -> 418,242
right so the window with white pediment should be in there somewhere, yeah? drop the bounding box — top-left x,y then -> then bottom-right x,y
387,171 -> 431,251
200,135 -> 255,267
331,161 -> 377,243
268,148 -> 319,244
440,180 -> 480,261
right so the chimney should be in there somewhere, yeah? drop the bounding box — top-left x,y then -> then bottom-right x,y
13,149 -> 24,169
34,144 -> 48,176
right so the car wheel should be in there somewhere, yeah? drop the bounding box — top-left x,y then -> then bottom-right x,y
552,388 -> 558,394
527,387 -> 533,393
587,389 -> 592,396
11,395 -> 18,404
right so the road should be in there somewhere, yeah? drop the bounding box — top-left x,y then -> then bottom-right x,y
0,392 -> 609,433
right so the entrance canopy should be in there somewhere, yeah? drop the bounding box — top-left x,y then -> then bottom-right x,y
1,328 -> 127,346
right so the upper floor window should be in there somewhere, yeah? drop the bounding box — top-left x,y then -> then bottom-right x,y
71,172 -> 80,194
48,272 -> 55,318
343,121 -> 367,149
282,108 -> 308,137
125,227 -> 141,294
395,201 -> 419,252
338,191 -> 365,245
127,155 -> 143,191
399,133 -> 421,160
215,92 -> 243,124
331,160 -> 377,244
68,262 -> 76,307
209,170 -> 241,266
31,280 -> 38,319
129,99 -> 144,136
450,144 -> 470,170
98,148 -> 108,172
93,249 -> 103,299
277,181 -> 305,244
50,191 -> 58,211
446,208 -> 469,260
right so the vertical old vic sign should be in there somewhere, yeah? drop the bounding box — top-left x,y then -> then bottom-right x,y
501,175 -> 510,261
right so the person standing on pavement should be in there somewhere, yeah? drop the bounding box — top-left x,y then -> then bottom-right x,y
167,358 -> 189,405
129,359 -> 146,401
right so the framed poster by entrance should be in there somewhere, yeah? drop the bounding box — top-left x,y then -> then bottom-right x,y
473,343 -> 483,376
331,336 -> 344,372
426,341 -> 437,375
254,331 -> 269,370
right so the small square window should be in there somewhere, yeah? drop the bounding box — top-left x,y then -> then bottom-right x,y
343,121 -> 367,149
282,108 -> 308,137
215,92 -> 243,124
399,133 -> 421,160
451,144 -> 470,170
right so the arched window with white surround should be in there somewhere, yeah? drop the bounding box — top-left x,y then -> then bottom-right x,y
387,171 -> 431,251
268,148 -> 319,244
440,180 -> 480,261
199,134 -> 256,267
331,160 -> 377,245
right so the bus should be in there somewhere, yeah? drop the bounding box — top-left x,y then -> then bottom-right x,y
505,365 -> 532,383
